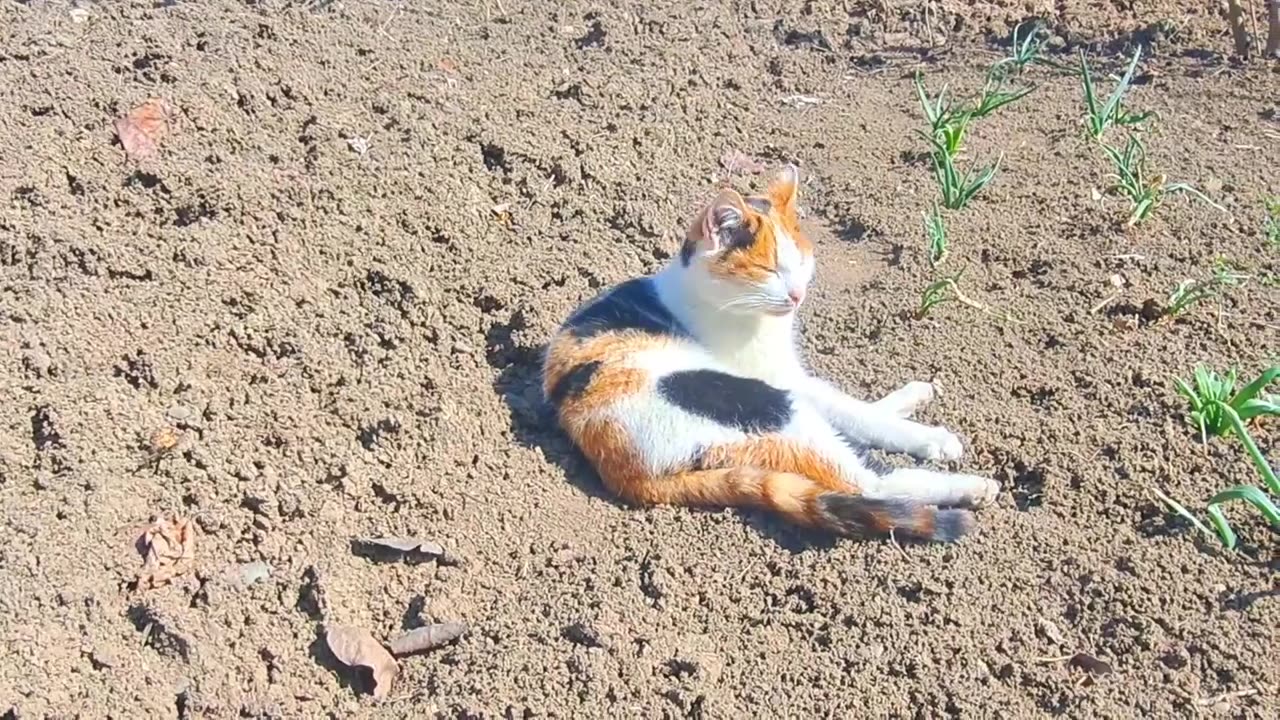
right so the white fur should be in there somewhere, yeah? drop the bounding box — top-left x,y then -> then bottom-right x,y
629,174 -> 998,507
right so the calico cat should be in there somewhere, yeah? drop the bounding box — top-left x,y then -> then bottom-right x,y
541,165 -> 998,542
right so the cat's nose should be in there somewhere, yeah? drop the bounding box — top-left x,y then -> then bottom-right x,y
788,288 -> 805,306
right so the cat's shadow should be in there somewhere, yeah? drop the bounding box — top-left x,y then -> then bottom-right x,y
492,343 -> 868,554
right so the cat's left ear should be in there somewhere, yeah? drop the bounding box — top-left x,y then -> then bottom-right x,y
767,163 -> 800,217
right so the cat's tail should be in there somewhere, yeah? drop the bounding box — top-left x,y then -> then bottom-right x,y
628,467 -> 974,543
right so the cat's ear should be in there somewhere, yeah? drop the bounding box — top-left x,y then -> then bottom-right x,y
767,163 -> 800,217
687,188 -> 748,253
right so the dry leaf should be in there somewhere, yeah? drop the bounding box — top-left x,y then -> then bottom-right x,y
355,536 -> 444,555
352,537 -> 447,565
114,99 -> 171,160
149,427 -> 180,456
437,58 -> 459,74
325,624 -> 398,700
389,622 -> 467,656
1069,652 -> 1114,675
719,149 -> 767,175
1112,315 -> 1139,331
136,514 -> 196,588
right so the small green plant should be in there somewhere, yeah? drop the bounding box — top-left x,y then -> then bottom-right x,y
923,204 -> 948,267
1173,365 -> 1280,444
914,75 -> 969,158
1265,197 -> 1280,248
1080,47 -> 1154,140
990,20 -> 1048,77
914,73 -> 1033,158
1165,260 -> 1248,316
1157,364 -> 1280,549
917,271 -> 961,318
923,133 -> 1002,210
1155,485 -> 1280,551
1102,135 -> 1224,225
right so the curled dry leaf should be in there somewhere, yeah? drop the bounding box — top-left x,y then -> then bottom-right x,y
114,98 -> 171,160
136,514 -> 196,588
325,624 -> 398,700
389,622 -> 468,656
352,536 -> 445,562
719,149 -> 767,175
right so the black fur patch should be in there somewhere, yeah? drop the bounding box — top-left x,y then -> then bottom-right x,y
547,360 -> 601,407
679,211 -> 759,266
563,278 -> 690,340
657,369 -> 791,432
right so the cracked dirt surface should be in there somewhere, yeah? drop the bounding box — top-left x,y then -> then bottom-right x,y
1,1 -> 1278,718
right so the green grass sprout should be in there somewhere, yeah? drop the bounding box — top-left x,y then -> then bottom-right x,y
1158,364 -> 1280,550
1203,486 -> 1280,550
991,20 -> 1047,76
921,133 -> 1002,210
914,72 -> 1033,159
970,76 -> 1036,120
923,204 -> 948,267
1265,197 -> 1280,248
914,73 -> 970,158
917,272 -> 961,318
1155,486 -> 1280,551
1080,47 -> 1153,140
1102,135 -> 1225,225
1173,365 -> 1280,447
1164,260 -> 1248,317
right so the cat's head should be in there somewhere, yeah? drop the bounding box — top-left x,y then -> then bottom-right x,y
677,164 -> 814,317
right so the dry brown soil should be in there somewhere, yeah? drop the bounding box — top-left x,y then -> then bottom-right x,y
2,1 -> 1279,718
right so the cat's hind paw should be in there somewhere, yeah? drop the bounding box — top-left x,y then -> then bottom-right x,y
959,475 -> 1000,508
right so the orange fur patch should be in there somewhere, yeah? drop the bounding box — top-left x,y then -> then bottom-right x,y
694,436 -> 857,493
571,417 -> 650,500
543,331 -> 669,407
706,195 -> 812,283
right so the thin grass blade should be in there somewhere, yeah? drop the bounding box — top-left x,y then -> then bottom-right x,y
1219,403 -> 1280,496
1231,366 -> 1280,406
1152,487 -> 1221,543
1204,504 -> 1239,549
1207,485 -> 1280,528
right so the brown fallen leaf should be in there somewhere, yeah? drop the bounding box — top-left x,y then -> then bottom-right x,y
719,149 -> 767,175
388,622 -> 467,656
325,624 -> 398,700
136,514 -> 196,588
1069,652 -> 1114,675
114,98 -> 171,160
352,536 -> 445,562
437,57 -> 459,74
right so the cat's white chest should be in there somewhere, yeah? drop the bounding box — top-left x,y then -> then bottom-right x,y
700,316 -> 803,386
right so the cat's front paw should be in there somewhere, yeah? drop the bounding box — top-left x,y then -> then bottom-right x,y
878,381 -> 937,418
920,429 -> 963,462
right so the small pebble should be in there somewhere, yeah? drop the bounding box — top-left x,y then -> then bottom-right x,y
231,560 -> 272,588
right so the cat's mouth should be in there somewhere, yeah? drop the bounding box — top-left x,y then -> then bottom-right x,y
763,306 -> 795,317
